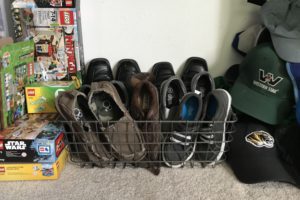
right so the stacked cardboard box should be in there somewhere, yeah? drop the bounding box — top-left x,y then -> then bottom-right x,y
11,0 -> 82,82
0,40 -> 35,129
0,148 -> 68,181
0,0 -> 83,181
0,114 -> 68,180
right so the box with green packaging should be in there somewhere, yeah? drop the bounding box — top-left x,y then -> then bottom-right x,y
25,81 -> 76,113
0,39 -> 35,129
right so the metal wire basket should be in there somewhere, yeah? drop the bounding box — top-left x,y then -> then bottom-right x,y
61,114 -> 237,170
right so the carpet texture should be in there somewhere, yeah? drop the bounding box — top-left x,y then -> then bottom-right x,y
1,162 -> 300,200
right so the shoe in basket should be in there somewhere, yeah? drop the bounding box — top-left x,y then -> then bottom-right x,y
55,90 -> 113,166
130,73 -> 161,175
88,81 -> 146,162
162,93 -> 202,168
190,71 -> 215,99
196,89 -> 232,166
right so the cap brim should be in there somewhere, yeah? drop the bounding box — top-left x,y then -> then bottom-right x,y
271,34 -> 300,63
228,152 -> 295,184
227,116 -> 297,185
230,79 -> 292,125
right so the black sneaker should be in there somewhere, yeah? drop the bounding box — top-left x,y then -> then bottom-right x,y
181,57 -> 208,92
162,93 -> 202,168
190,71 -> 215,99
160,76 -> 187,120
151,62 -> 175,90
85,58 -> 113,85
197,89 -> 232,166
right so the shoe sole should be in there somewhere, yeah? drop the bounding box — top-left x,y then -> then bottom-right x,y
210,89 -> 232,166
162,136 -> 198,168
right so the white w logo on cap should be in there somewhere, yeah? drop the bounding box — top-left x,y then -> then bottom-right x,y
259,69 -> 283,87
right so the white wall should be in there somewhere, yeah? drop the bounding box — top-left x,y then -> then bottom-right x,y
80,0 -> 261,77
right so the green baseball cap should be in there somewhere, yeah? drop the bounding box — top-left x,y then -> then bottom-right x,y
230,43 -> 294,125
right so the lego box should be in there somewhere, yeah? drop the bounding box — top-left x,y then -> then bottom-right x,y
25,81 -> 76,113
0,148 -> 68,181
0,114 -> 66,163
12,0 -> 76,8
0,39 -> 35,129
11,4 -> 82,82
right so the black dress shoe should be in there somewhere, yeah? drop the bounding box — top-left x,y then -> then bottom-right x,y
85,58 -> 113,85
181,57 -> 208,92
111,80 -> 129,108
78,84 -> 91,96
151,62 -> 175,90
115,59 -> 141,86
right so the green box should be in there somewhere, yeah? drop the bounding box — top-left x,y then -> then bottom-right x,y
25,81 -> 76,113
0,39 -> 35,129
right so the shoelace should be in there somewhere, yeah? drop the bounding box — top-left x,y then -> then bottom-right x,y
199,124 -> 215,144
170,132 -> 192,146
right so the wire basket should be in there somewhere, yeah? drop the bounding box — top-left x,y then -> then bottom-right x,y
61,114 -> 237,170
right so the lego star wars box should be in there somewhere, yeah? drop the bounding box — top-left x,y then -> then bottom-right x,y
25,81 -> 76,113
0,147 -> 68,181
0,39 -> 35,129
0,114 -> 66,163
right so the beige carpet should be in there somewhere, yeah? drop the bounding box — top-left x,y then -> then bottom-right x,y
1,162 -> 300,200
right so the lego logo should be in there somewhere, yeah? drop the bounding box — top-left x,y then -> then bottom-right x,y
27,89 -> 35,96
64,12 -> 70,24
65,0 -> 73,7
60,11 -> 74,25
